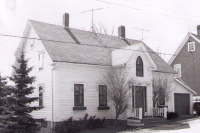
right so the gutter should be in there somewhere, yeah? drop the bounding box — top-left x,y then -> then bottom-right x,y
51,63 -> 58,129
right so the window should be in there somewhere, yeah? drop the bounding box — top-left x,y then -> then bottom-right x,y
136,56 -> 143,77
174,64 -> 181,77
188,42 -> 195,52
30,39 -> 35,49
158,88 -> 165,105
99,85 -> 107,106
39,52 -> 43,69
39,86 -> 43,106
74,84 -> 84,106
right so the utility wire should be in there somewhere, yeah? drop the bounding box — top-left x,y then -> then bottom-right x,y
123,0 -> 200,19
0,33 -> 195,59
96,0 -> 200,23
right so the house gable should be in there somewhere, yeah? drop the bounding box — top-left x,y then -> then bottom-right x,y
125,44 -> 157,69
170,33 -> 200,95
13,22 -> 55,122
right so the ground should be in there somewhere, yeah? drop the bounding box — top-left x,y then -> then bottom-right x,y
79,117 -> 200,133
123,118 -> 200,133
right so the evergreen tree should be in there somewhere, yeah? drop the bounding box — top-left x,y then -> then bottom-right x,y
0,76 -> 10,132
4,52 -> 43,133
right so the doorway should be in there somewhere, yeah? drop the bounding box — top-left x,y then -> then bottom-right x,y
132,86 -> 147,117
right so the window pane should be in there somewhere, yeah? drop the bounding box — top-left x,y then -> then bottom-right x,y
99,85 -> 107,106
39,86 -> 43,106
74,84 -> 84,106
136,57 -> 143,77
39,53 -> 43,69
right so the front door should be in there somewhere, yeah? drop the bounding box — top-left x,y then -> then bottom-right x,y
132,86 -> 147,117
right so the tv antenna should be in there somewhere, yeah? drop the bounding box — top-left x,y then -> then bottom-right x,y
80,7 -> 109,32
133,27 -> 150,41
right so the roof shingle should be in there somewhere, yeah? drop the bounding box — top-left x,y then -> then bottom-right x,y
29,20 -> 177,73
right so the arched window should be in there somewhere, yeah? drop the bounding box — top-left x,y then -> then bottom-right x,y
136,56 -> 143,77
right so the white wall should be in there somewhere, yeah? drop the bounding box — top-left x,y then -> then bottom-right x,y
53,45 -> 157,122
23,26 -> 54,121
54,62 -> 114,121
126,46 -> 155,116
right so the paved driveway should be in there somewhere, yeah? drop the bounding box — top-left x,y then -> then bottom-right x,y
122,118 -> 200,133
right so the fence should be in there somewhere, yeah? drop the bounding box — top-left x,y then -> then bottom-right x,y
152,107 -> 167,118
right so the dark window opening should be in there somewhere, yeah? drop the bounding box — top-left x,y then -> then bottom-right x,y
99,85 -> 107,106
136,56 -> 143,77
74,84 -> 84,106
39,86 -> 43,106
159,88 -> 165,105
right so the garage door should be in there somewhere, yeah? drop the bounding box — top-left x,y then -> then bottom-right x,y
174,93 -> 190,115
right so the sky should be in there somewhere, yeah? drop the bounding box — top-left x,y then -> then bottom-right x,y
1,0 -> 200,76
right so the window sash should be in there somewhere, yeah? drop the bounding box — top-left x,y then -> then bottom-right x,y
39,86 -> 43,106
99,85 -> 107,106
188,42 -> 195,52
74,84 -> 84,106
174,64 -> 181,77
136,57 -> 143,76
39,53 -> 43,69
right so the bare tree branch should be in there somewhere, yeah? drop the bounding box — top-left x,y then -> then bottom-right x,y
152,76 -> 172,108
99,67 -> 135,126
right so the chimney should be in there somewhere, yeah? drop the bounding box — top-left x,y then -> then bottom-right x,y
63,13 -> 69,28
118,25 -> 125,38
197,25 -> 200,36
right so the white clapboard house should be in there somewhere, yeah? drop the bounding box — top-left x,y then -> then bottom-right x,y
13,13 -> 196,129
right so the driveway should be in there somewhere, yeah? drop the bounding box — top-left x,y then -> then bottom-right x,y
122,118 -> 200,133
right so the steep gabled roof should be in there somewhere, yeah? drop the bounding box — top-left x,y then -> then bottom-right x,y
168,32 -> 200,65
175,78 -> 197,95
28,20 -> 176,73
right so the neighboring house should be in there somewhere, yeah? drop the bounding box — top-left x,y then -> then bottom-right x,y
169,26 -> 200,101
13,13 -> 196,130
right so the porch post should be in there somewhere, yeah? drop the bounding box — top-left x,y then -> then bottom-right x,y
164,107 -> 167,118
139,107 -> 142,119
133,85 -> 135,109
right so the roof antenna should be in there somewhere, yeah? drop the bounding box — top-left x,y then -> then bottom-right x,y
80,7 -> 109,33
133,27 -> 150,41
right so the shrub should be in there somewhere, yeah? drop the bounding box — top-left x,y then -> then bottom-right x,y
193,102 -> 200,115
52,114 -> 105,133
52,117 -> 81,133
87,116 -> 105,129
167,112 -> 179,120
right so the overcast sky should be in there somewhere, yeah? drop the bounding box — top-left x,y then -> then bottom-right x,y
1,0 -> 200,76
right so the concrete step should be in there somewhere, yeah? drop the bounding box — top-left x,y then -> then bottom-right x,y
127,117 -> 143,127
142,117 -> 170,126
127,117 -> 170,127
127,118 -> 141,123
143,120 -> 170,126
127,123 -> 144,127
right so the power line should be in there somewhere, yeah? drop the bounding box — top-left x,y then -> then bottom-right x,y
0,33 -> 195,60
123,0 -> 200,19
96,0 -> 200,23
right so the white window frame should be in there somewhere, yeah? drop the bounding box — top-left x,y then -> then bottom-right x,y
38,51 -> 44,69
30,39 -> 35,49
38,84 -> 44,107
188,42 -> 195,52
174,64 -> 181,78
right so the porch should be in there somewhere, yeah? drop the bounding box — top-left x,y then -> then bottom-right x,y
127,107 -> 168,127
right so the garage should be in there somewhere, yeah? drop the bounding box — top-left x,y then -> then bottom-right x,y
174,93 -> 190,115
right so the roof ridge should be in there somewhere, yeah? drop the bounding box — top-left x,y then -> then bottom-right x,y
28,19 -> 141,42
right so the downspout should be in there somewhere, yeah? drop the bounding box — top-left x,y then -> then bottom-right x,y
51,63 -> 58,129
